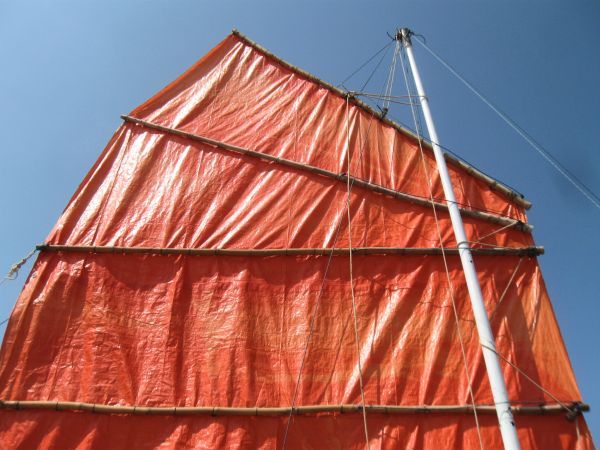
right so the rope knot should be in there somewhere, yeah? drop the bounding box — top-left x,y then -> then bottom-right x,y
3,248 -> 38,284
566,402 -> 585,422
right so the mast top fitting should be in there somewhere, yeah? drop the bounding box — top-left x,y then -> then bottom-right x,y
395,28 -> 413,46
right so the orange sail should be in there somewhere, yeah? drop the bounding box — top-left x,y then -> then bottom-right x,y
0,31 -> 592,449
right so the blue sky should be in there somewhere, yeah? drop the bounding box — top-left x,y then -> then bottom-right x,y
1,0 -> 599,440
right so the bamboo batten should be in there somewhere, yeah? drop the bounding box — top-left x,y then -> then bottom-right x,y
230,29 -> 532,211
37,244 -> 544,257
0,400 -> 586,417
121,115 -> 533,233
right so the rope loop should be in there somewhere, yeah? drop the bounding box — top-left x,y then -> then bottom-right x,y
1,248 -> 38,286
566,402 -> 585,422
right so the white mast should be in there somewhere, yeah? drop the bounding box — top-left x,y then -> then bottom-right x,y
398,28 -> 522,450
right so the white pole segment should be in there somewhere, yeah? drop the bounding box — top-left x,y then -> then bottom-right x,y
399,28 -> 522,450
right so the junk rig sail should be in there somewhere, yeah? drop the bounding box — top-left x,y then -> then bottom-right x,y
0,30 -> 593,449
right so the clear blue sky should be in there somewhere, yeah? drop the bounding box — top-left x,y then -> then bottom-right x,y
1,0 -> 598,440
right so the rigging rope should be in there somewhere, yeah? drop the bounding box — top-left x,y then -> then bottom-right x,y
0,248 -> 38,287
337,41 -> 393,89
355,93 -> 420,100
282,91 -> 381,450
413,36 -> 600,211
381,40 -> 401,116
401,36 -> 582,436
470,220 -> 520,247
359,45 -> 393,94
488,257 -> 524,323
399,45 -> 486,450
480,343 -> 577,416
280,209 -> 345,450
383,112 -> 528,202
345,96 -> 370,449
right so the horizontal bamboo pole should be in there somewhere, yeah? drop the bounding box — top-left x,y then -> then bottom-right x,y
121,115 -> 533,234
0,400 -> 587,417
230,29 -> 532,210
37,244 -> 544,258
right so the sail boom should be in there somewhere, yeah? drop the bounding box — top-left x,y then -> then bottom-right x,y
37,244 -> 544,257
0,400 -> 586,417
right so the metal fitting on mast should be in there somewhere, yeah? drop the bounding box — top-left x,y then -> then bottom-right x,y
397,28 -> 413,46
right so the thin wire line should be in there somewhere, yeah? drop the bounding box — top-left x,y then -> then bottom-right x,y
283,46 -> 388,442
281,94 -> 382,450
400,45 -> 486,450
385,113 -> 527,201
414,36 -> 600,211
488,257 -> 524,323
345,96 -> 370,449
337,42 -> 393,88
369,99 -> 415,106
471,220 -> 519,246
280,207 -> 346,450
355,93 -> 421,100
347,85 -> 527,201
343,162 -> 524,221
480,343 -> 576,414
381,40 -> 401,113
358,45 -> 393,94
465,242 -> 528,250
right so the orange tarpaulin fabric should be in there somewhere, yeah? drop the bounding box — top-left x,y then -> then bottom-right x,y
0,32 -> 592,449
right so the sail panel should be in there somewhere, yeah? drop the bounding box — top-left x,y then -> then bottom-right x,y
0,32 -> 591,449
47,124 -> 532,250
132,34 -> 528,222
0,252 -> 581,406
0,410 -> 593,449
0,252 -> 588,448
